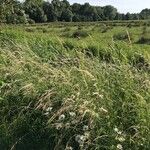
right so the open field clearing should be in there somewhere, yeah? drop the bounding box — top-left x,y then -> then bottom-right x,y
0,22 -> 150,149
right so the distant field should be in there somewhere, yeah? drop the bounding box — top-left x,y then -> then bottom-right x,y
0,21 -> 150,150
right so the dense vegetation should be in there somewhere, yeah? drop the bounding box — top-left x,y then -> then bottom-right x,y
0,21 -> 150,149
0,0 -> 150,24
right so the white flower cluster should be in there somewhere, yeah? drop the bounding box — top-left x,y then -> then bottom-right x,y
59,114 -> 65,121
75,133 -> 89,147
69,112 -> 76,117
75,135 -> 86,145
114,127 -> 125,150
75,125 -> 90,147
65,146 -> 73,150
114,127 -> 122,135
54,111 -> 77,130
83,125 -> 89,131
115,136 -> 125,142
117,144 -> 123,150
44,107 -> 53,116
55,123 -> 63,130
93,92 -> 104,99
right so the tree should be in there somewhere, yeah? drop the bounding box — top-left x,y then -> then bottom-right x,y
132,14 -> 139,20
60,9 -> 73,22
72,3 -> 81,14
24,0 -> 43,7
103,5 -> 117,20
140,9 -> 150,19
61,0 -> 70,9
0,0 -> 28,23
1,0 -> 149,23
95,6 -> 104,21
24,0 -> 47,23
125,12 -> 132,20
51,0 -> 62,21
72,14 -> 80,22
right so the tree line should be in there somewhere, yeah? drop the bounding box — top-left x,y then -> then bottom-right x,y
0,0 -> 150,24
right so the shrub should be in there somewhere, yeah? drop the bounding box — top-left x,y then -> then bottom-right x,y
113,32 -> 133,41
137,26 -> 150,44
85,46 -> 99,57
72,30 -> 89,38
99,51 -> 113,63
62,32 -> 72,38
137,36 -> 150,44
100,24 -> 112,33
63,41 -> 75,50
63,27 -> 71,32
127,23 -> 132,28
42,28 -> 48,33
25,28 -> 35,32
36,27 -> 43,30
129,54 -> 149,70
78,26 -> 83,30
28,19 -> 35,24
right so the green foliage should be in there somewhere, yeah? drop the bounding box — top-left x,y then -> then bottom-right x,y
137,26 -> 150,44
72,30 -> 89,38
1,0 -> 150,23
60,9 -> 73,22
25,27 -> 35,32
63,41 -> 75,50
0,0 -> 28,24
103,5 -> 117,20
140,9 -> 150,19
137,36 -> 150,44
0,23 -> 150,150
100,24 -> 112,33
85,46 -> 99,57
129,54 -> 149,70
113,31 -> 133,41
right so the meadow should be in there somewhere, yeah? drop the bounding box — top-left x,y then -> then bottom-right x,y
0,21 -> 150,150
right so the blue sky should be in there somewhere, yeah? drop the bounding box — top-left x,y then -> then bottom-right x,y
19,0 -> 150,13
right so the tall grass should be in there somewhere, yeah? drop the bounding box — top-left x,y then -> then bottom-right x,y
0,24 -> 150,150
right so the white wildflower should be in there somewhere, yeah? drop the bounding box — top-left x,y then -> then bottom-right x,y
117,144 -> 123,149
71,95 -> 76,99
69,112 -> 76,117
77,92 -> 80,97
93,92 -> 99,96
114,127 -> 122,134
118,131 -> 122,135
118,137 -> 125,142
93,92 -> 103,99
80,135 -> 86,141
65,123 -> 70,129
99,95 -> 104,99
75,135 -> 81,142
55,123 -> 63,130
75,135 -> 86,144
83,125 -> 89,131
44,112 -> 49,116
84,132 -> 90,138
65,146 -> 73,150
93,83 -> 97,87
59,114 -> 65,121
71,120 -> 78,124
114,127 -> 119,133
115,136 -> 125,142
46,107 -> 53,112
